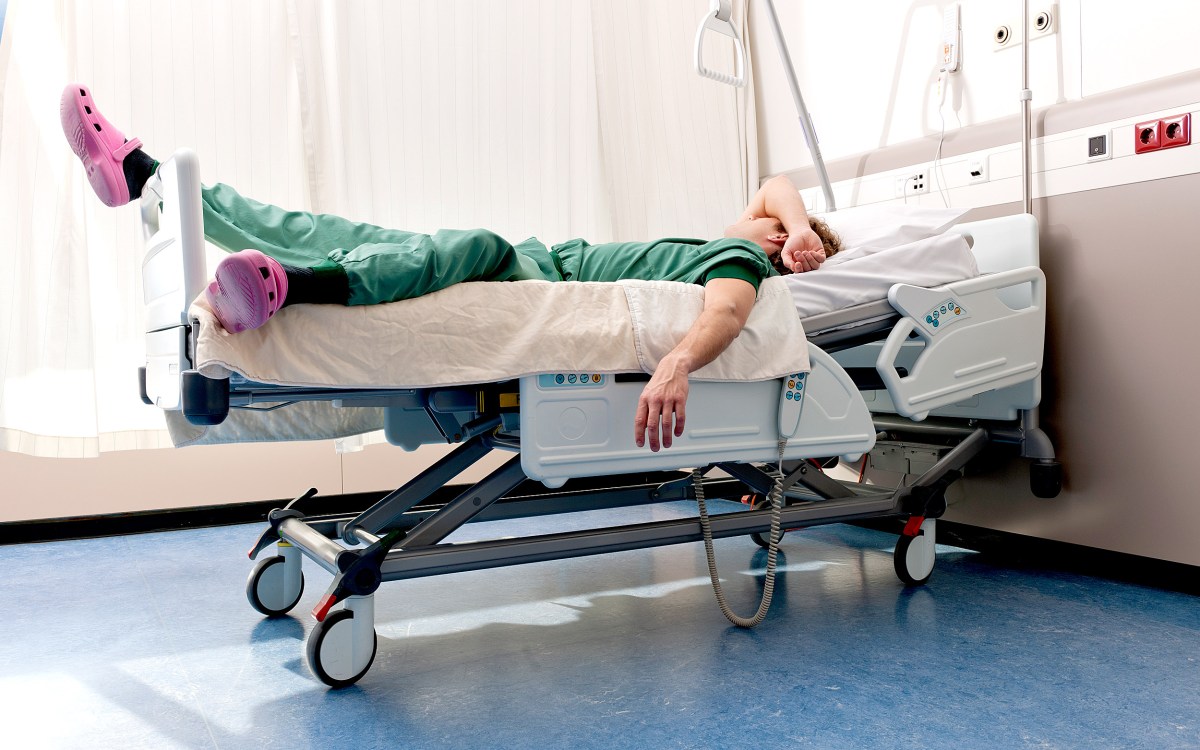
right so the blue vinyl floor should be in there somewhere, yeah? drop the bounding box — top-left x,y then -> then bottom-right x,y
1,501 -> 1198,750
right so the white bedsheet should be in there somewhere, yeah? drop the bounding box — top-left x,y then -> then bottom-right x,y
190,276 -> 808,388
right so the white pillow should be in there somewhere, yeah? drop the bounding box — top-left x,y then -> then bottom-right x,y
812,203 -> 969,266
785,232 -> 979,319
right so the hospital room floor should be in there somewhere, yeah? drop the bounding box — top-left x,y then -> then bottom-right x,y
2,501 -> 1197,750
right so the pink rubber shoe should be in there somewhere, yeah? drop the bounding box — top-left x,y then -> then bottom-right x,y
60,84 -> 143,207
206,250 -> 289,333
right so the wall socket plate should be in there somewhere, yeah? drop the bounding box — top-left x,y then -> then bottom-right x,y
966,159 -> 989,183
1086,132 -> 1112,161
894,172 -> 929,198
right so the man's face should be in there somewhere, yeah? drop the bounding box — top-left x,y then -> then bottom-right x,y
724,216 -> 790,273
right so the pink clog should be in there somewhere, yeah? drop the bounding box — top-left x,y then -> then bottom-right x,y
206,250 -> 289,333
60,84 -> 143,207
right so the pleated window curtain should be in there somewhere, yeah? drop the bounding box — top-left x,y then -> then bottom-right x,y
0,0 -> 755,457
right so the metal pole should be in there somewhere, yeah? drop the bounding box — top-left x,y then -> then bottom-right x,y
1021,0 -> 1032,215
762,0 -> 837,212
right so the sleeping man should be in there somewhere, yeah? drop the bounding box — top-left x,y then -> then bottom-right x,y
62,83 -> 840,451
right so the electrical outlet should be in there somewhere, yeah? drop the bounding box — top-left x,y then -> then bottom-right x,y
895,172 -> 929,198
966,160 -> 988,183
1134,119 -> 1162,154
1161,113 -> 1191,150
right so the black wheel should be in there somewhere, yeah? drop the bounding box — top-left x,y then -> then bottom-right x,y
246,555 -> 304,617
1030,460 -> 1063,499
750,527 -> 787,549
894,532 -> 935,586
748,496 -> 786,549
306,609 -> 378,688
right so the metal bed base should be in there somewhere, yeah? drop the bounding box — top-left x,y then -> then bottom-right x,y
245,413 -> 996,687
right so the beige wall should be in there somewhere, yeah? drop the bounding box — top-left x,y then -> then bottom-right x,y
944,177 -> 1200,565
0,440 -> 511,523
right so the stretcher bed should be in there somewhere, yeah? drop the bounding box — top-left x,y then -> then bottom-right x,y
138,150 -> 1059,687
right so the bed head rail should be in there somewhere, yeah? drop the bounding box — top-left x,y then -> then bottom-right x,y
946,213 -> 1039,309
139,149 -> 207,410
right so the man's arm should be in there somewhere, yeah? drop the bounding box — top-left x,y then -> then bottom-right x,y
742,175 -> 826,272
634,277 -> 756,451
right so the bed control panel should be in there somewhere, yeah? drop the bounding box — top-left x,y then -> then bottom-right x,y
537,373 -> 606,388
921,297 -> 969,333
778,372 -> 807,438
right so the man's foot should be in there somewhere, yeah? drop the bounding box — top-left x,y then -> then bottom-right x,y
60,83 -> 152,206
206,250 -> 289,333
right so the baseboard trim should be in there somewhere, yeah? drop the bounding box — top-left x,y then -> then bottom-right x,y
855,519 -> 1200,596
5,492 -> 1195,596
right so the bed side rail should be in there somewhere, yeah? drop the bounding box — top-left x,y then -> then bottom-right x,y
876,265 -> 1046,421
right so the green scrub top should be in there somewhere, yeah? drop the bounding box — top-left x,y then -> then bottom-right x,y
549,237 -> 778,292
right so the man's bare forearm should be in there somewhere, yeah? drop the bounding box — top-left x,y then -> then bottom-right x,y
744,175 -> 815,236
635,278 -> 757,451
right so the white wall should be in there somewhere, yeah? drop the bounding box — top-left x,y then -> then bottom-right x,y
753,0 -> 1198,177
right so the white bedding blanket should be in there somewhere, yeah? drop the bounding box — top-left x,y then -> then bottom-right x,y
167,276 -> 808,447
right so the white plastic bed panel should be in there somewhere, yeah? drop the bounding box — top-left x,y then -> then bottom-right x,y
833,214 -> 1045,421
519,345 -> 876,488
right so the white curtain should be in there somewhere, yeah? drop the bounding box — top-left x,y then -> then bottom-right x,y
0,0 -> 756,458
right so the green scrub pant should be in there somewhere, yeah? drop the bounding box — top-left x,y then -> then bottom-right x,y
198,183 -> 560,305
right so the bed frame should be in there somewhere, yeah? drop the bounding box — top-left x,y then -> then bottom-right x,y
138,150 -> 1060,687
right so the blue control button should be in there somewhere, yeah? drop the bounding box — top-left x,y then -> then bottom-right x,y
555,374 -> 565,384
580,373 -> 588,382
797,381 -> 803,389
786,391 -> 794,400
567,374 -> 577,384
933,319 -> 940,328
926,315 -> 933,323
933,310 -> 940,319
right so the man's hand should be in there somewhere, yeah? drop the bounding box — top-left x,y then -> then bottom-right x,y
781,229 -> 826,273
633,278 -> 756,452
634,355 -> 688,452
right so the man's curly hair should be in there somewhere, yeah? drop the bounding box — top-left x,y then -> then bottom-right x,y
768,217 -> 842,275
809,216 -> 842,258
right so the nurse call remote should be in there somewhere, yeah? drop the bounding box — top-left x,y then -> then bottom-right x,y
778,372 -> 806,439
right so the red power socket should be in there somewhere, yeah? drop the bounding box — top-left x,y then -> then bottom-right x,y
1134,119 -> 1162,153
1161,113 -> 1191,150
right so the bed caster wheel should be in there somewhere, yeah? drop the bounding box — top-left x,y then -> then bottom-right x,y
894,519 -> 936,586
306,607 -> 378,688
750,528 -> 785,549
1030,460 -> 1063,499
246,555 -> 305,617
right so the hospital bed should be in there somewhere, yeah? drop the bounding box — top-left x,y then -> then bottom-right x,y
138,150 -> 1058,687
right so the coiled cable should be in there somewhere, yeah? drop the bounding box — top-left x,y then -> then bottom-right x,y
693,438 -> 788,628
